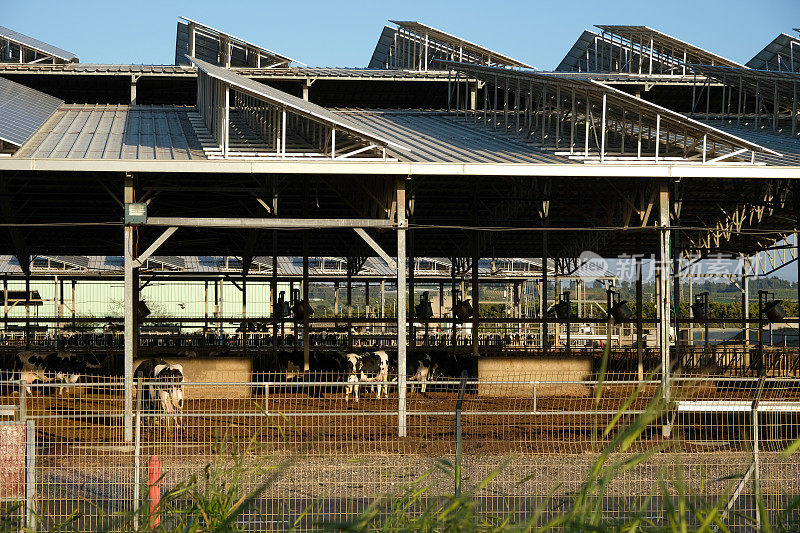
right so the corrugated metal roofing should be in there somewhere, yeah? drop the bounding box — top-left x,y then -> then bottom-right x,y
0,76 -> 63,147
15,105 -> 206,160
746,33 -> 800,72
0,63 -> 450,80
0,25 -> 77,62
331,110 -> 570,164
189,56 -> 412,153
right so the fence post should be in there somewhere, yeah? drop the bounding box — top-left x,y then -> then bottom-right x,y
133,411 -> 141,530
264,382 -> 269,416
18,378 -> 26,423
454,370 -> 468,497
533,381 -> 538,413
25,419 -> 36,532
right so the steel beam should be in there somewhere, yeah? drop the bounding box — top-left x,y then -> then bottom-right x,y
146,217 -> 394,229
658,181 -> 671,401
396,178 -> 407,437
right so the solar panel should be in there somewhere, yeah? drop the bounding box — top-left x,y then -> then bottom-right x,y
389,21 -> 533,69
0,76 -> 63,147
175,18 -> 299,68
0,25 -> 77,62
746,33 -> 800,72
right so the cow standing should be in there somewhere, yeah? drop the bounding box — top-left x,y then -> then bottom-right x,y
347,350 -> 390,401
134,358 -> 185,429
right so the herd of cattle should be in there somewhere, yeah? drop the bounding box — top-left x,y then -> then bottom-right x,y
4,348 -> 471,426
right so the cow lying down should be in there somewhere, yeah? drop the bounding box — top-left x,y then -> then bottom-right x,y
134,358 -> 185,429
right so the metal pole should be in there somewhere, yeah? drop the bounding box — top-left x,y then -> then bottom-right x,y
397,177 -> 408,437
658,181 -> 671,401
636,257 -> 643,381
472,229 -> 480,359
123,175 -> 136,442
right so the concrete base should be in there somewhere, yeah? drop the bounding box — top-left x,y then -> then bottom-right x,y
478,355 -> 592,397
133,356 -> 253,399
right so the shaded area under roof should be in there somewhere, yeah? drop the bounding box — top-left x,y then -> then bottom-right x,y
0,25 -> 78,63
0,76 -> 63,147
746,33 -> 800,72
15,105 -> 205,160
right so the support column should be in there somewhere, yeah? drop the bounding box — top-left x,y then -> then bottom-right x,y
409,229 -> 416,348
123,176 -> 137,442
271,233 -> 278,357
302,232 -> 310,371
636,256 -> 644,381
657,181 -> 672,400
396,178 -> 408,437
542,233 -> 549,352
472,232 -> 480,358
743,264 -> 750,353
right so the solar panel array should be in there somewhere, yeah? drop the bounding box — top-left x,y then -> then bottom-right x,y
0,76 -> 63,147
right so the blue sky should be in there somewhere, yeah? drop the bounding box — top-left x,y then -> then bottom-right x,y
4,0 -> 796,68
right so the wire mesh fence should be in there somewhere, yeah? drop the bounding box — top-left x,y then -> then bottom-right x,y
1,370 -> 800,530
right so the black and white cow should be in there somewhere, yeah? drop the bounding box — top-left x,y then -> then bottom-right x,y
134,358 -> 185,428
346,350 -> 390,401
16,351 -> 101,395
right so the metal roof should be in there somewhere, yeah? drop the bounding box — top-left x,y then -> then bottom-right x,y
0,63 -> 451,81
0,76 -> 63,147
15,105 -> 205,160
189,56 -> 412,153
746,33 -> 800,72
176,18 -> 300,68
389,21 -> 533,69
0,25 -> 78,63
331,110 -> 569,164
594,26 -> 744,68
0,255 -> 615,279
440,61 -> 781,159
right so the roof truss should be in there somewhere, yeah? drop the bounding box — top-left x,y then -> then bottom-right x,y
189,57 -> 409,159
557,25 -> 742,74
441,61 -> 779,164
0,25 -> 78,64
177,17 -> 300,68
372,20 -> 532,71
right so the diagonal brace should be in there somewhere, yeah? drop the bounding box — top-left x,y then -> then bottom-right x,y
354,228 -> 396,270
133,227 -> 178,268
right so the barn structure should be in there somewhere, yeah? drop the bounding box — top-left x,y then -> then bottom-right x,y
0,19 -> 799,443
